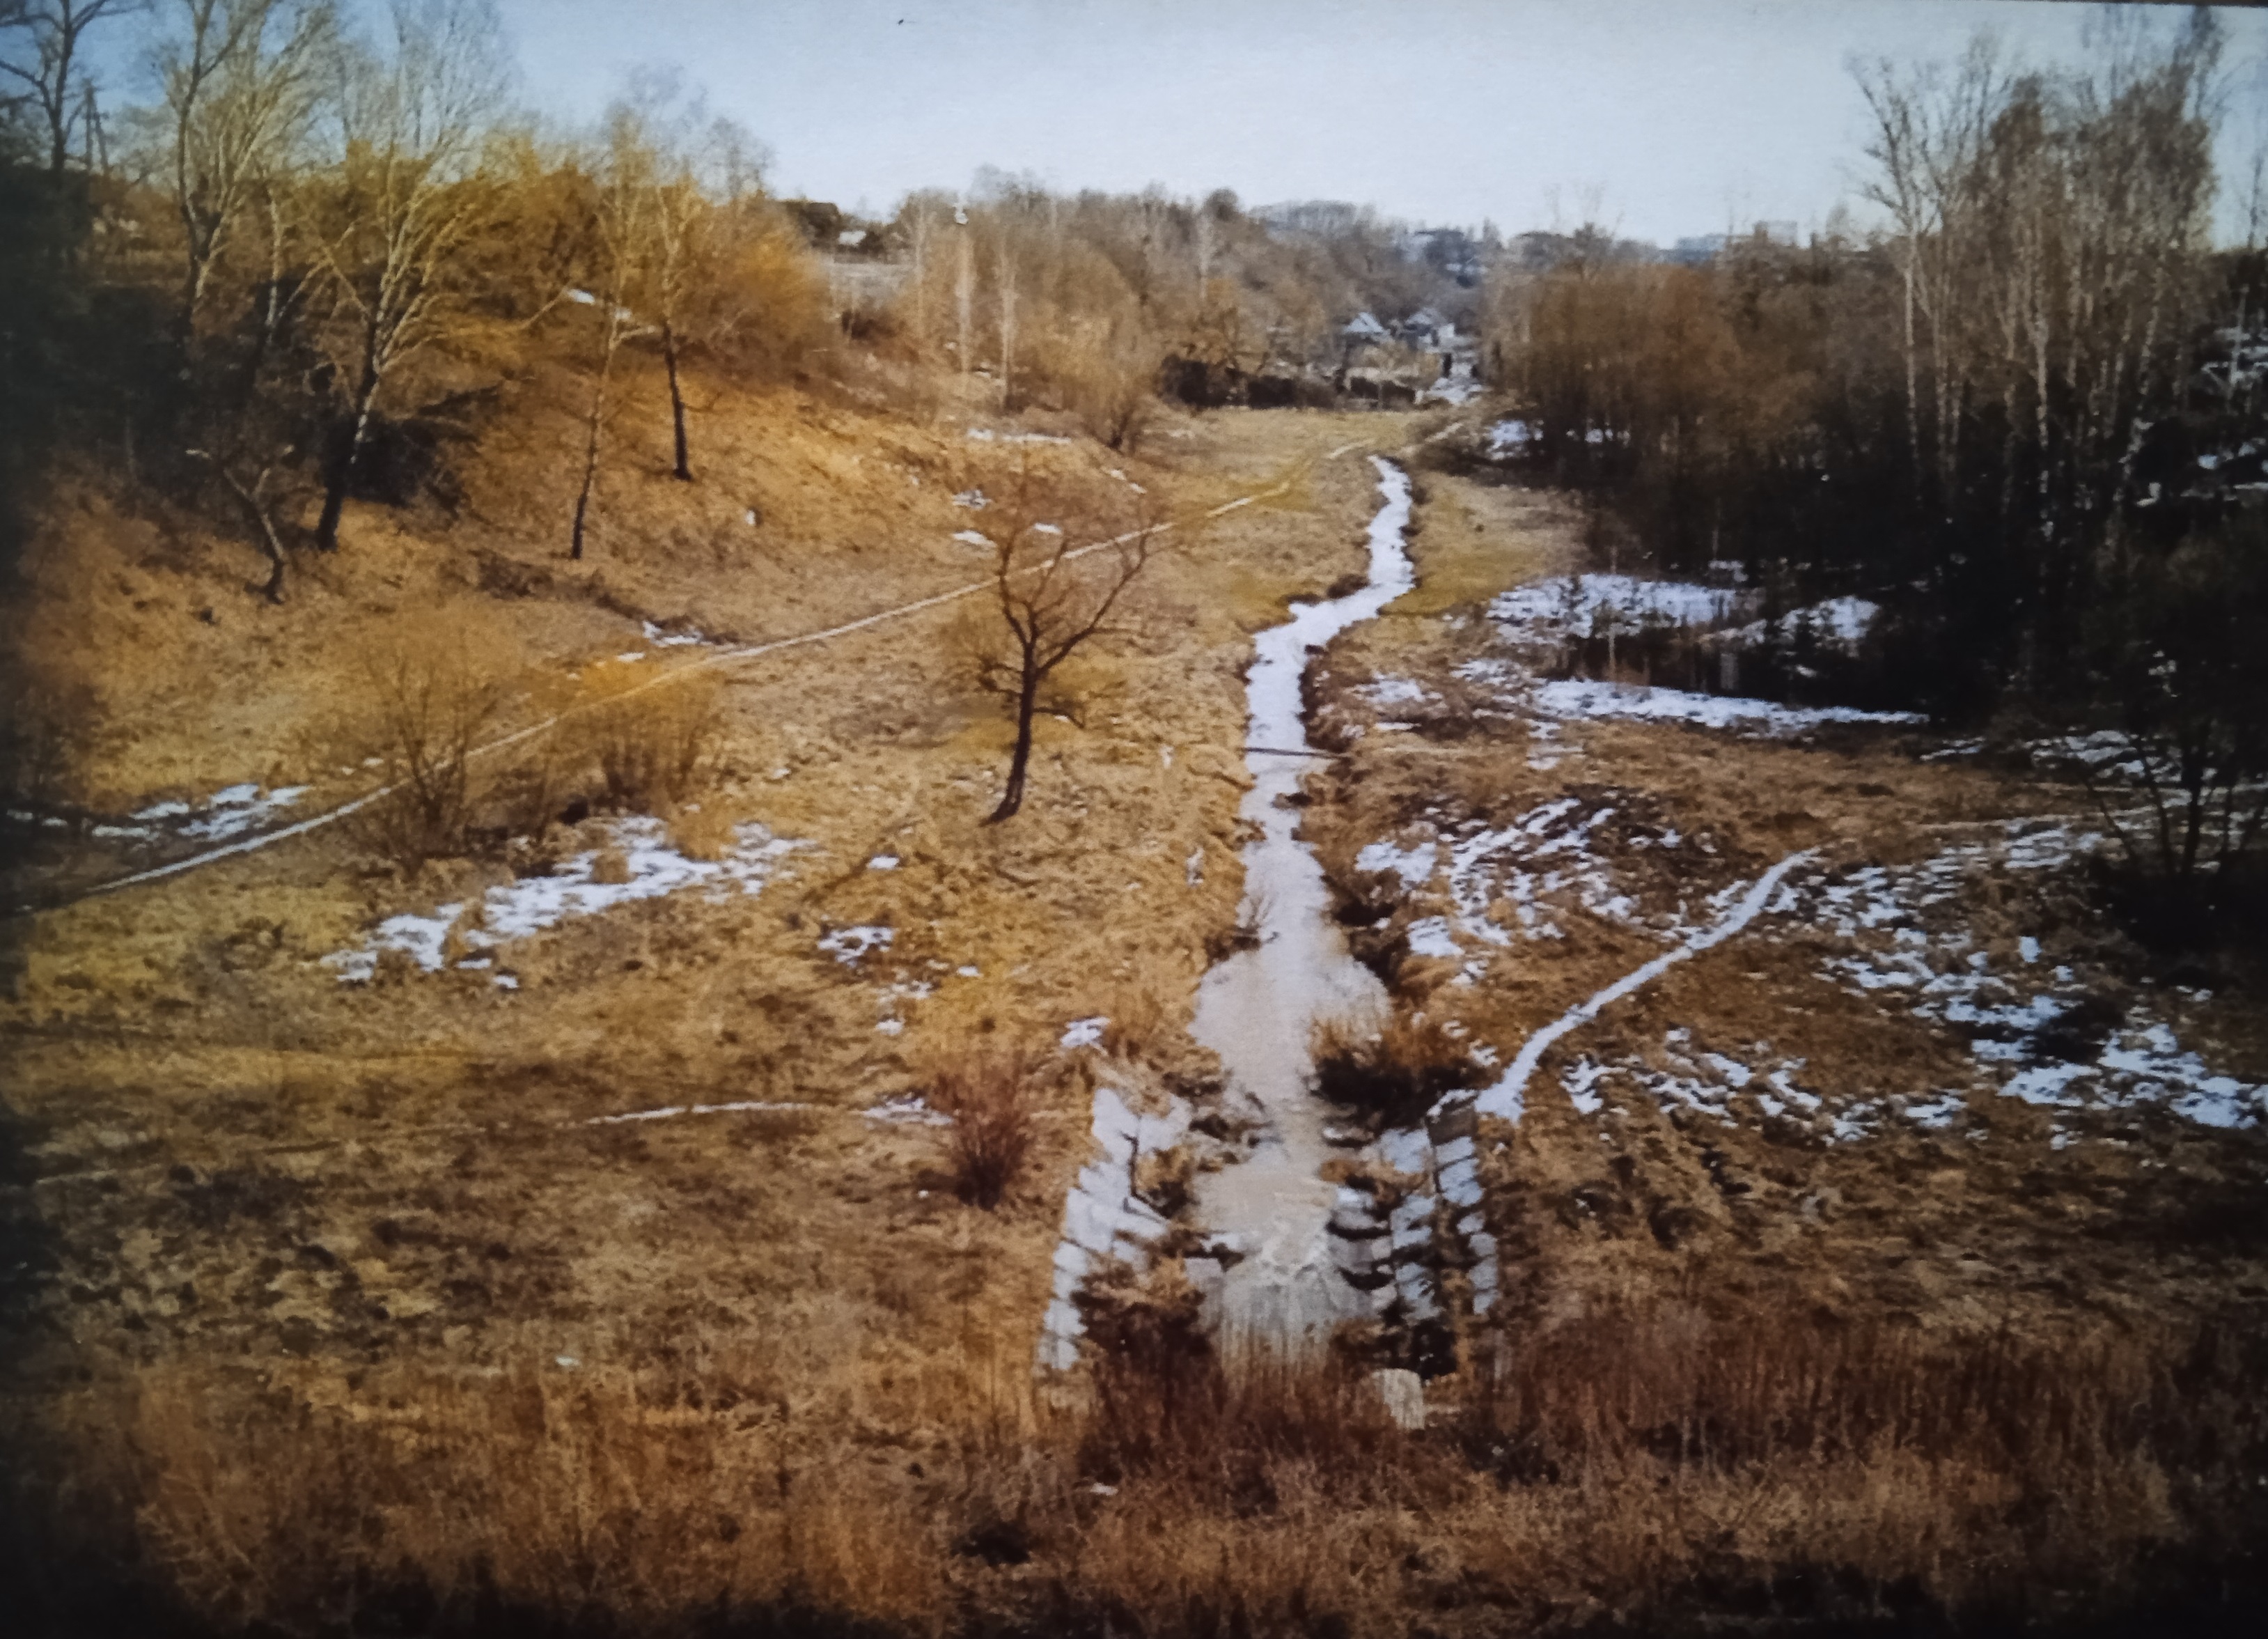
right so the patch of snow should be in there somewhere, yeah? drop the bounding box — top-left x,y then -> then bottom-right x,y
1061,1016 -> 1109,1050
951,529 -> 993,547
175,784 -> 309,841
868,854 -> 900,871
864,1095 -> 951,1126
966,428 -> 1071,445
1719,596 -> 1882,652
1355,676 -> 1430,708
1490,574 -> 1734,644
1484,419 -> 1533,457
818,924 -> 894,965
1527,678 -> 1923,733
1458,850 -> 1817,1122
1354,839 -> 1437,885
1405,917 -> 1461,959
326,820 -> 805,982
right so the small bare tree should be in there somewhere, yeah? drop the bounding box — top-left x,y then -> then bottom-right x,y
953,199 -> 974,375
976,471 -> 1159,823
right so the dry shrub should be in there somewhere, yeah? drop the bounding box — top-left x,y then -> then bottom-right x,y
1311,1013 -> 1486,1130
1100,987 -> 1166,1061
589,844 -> 632,885
341,630 -> 510,873
928,1050 -> 1035,1209
1079,1279 -> 1405,1498
487,737 -> 582,845
0,673 -> 92,809
568,670 -> 722,812
72,1359 -> 948,1637
666,800 -> 737,862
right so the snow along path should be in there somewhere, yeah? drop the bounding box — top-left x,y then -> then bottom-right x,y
33,465 -> 1335,913
1441,847 -> 1819,1124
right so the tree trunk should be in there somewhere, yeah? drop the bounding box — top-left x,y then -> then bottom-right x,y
987,669 -> 1040,823
314,365 -> 380,553
663,318 -> 691,481
571,368 -> 608,561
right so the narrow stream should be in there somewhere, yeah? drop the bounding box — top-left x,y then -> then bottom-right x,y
1186,456 -> 1418,1349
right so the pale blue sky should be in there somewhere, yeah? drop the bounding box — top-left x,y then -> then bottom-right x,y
98,1 -> 2268,242
486,1 -> 2268,242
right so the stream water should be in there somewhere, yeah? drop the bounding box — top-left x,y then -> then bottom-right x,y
1185,457 -> 1418,1349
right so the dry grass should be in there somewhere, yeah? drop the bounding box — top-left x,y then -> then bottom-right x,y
568,668 -> 723,812
11,1296 -> 2261,1638
928,1050 -> 1038,1209
338,628 -> 510,873
1311,1013 -> 1487,1131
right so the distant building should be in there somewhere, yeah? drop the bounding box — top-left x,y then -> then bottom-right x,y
1670,222 -> 1804,265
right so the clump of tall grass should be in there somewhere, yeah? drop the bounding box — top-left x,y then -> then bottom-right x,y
566,669 -> 723,811
929,1050 -> 1035,1209
1310,1014 -> 1485,1130
339,631 -> 509,873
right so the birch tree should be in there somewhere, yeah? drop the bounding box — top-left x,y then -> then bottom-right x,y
305,0 -> 505,552
568,110 -> 648,561
155,0 -> 331,336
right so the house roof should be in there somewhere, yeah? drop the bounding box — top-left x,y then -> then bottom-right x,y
1342,311 -> 1387,336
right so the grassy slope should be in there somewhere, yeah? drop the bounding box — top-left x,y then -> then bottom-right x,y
2,363 -> 1445,1631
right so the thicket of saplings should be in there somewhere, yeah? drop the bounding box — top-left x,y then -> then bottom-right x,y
1471,17 -> 2267,923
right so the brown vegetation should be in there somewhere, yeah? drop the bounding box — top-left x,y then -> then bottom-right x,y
928,1050 -> 1037,1209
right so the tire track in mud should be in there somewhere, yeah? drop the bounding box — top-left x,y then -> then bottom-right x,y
22,461 -> 1345,914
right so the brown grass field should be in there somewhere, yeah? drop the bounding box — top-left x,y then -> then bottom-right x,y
3,374 -> 2266,1636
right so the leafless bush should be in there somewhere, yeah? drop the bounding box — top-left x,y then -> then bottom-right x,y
341,634 -> 508,873
570,673 -> 723,811
929,1050 -> 1035,1209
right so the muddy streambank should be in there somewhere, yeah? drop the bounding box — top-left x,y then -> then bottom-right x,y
1183,457 -> 1417,1348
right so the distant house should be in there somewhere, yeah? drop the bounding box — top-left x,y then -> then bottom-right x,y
1342,311 -> 1389,343
1398,308 -> 1451,348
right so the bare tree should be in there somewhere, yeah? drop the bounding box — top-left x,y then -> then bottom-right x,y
155,0 -> 331,334
304,0 -> 506,552
568,109 -> 648,561
607,69 -> 755,483
976,472 -> 1159,823
953,199 -> 974,375
0,0 -> 134,180
994,226 -> 1019,408
900,189 -> 942,348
